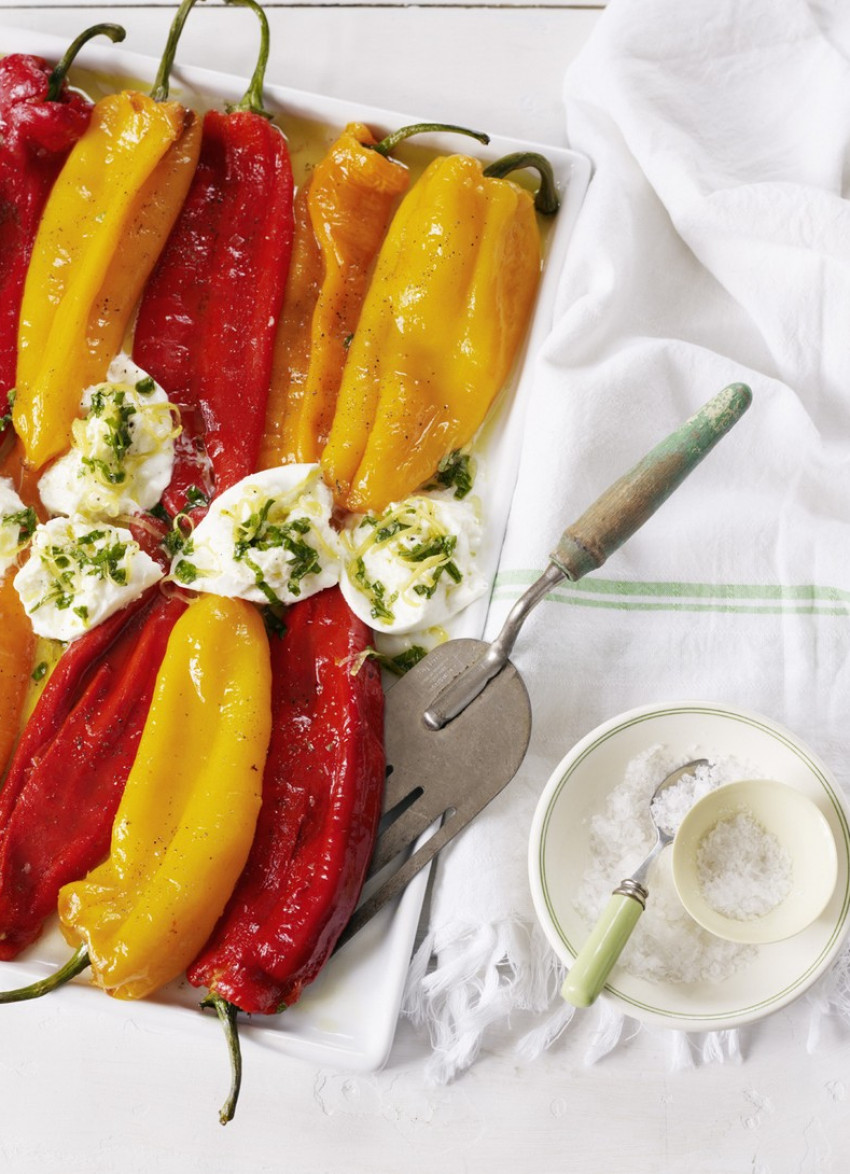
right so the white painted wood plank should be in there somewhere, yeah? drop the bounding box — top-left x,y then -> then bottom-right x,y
0,0 -> 607,9
0,5 -> 601,144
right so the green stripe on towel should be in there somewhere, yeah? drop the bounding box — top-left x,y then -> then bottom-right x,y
491,572 -> 850,616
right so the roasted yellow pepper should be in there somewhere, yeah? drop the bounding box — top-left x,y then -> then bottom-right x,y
13,90 -> 201,469
321,151 -> 552,513
54,594 -> 271,1001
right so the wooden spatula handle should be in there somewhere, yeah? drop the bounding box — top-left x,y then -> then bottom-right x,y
424,382 -> 751,730
551,382 -> 752,582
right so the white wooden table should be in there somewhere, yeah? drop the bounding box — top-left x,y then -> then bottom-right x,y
1,3 -> 849,1171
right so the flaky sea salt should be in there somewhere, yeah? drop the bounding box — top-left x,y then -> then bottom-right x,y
697,810 -> 792,920
650,761 -> 716,836
573,744 -> 763,984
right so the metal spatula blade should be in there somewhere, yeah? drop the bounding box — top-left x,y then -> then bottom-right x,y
340,640 -> 531,936
336,383 -> 752,949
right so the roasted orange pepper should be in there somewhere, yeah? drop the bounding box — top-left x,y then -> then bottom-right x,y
0,439 -> 41,776
259,122 -> 488,469
258,182 -> 322,469
260,123 -> 409,467
0,571 -> 35,776
12,7 -> 203,469
321,151 -> 557,513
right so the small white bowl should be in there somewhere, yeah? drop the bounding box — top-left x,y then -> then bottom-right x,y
671,779 -> 838,945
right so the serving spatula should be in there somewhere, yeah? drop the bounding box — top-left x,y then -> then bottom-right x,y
337,382 -> 752,948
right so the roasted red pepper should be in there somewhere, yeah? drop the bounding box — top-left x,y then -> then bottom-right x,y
0,23 -> 125,441
0,589 -> 186,959
188,586 -> 384,1121
133,0 -> 295,516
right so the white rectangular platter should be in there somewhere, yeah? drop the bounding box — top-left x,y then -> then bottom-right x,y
0,23 -> 590,1072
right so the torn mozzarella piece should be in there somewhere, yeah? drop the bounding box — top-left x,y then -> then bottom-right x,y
14,516 -> 163,641
340,491 -> 486,634
171,464 -> 341,605
38,354 -> 177,521
0,478 -> 36,578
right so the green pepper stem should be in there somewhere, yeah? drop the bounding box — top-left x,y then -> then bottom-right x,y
46,23 -> 126,102
483,151 -> 560,215
0,944 -> 90,1004
223,0 -> 273,120
151,0 -> 206,103
372,122 -> 490,157
201,991 -> 243,1125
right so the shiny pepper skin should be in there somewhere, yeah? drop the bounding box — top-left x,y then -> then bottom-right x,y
0,50 -> 92,430
57,595 -> 272,1001
0,570 -> 35,780
188,586 -> 385,1014
0,590 -> 186,960
12,90 -> 202,469
259,121 -> 409,469
133,107 -> 295,515
321,153 -> 541,513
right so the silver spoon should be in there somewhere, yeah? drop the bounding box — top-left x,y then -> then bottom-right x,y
561,758 -> 710,1007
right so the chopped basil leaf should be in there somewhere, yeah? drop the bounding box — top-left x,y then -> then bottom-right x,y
148,502 -> 170,523
240,552 -> 284,607
0,388 -> 15,431
233,500 -> 321,598
82,387 -> 136,486
353,557 -> 396,622
359,515 -> 412,544
396,533 -> 463,599
378,520 -> 411,543
366,644 -> 428,676
2,505 -> 37,545
401,534 -> 457,564
263,607 -> 287,639
185,485 -> 209,508
163,518 -> 193,558
173,559 -> 200,585
426,450 -> 474,499
31,531 -> 130,615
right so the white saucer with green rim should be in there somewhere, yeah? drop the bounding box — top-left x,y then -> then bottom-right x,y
528,702 -> 850,1031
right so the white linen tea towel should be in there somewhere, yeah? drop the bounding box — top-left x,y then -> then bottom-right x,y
402,0 -> 850,1081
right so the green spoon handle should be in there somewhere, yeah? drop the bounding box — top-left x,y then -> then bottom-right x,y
560,891 -> 645,1007
551,382 -> 752,581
